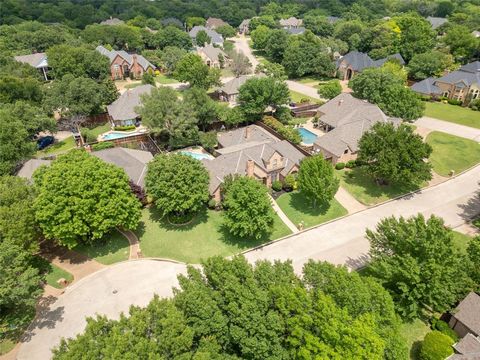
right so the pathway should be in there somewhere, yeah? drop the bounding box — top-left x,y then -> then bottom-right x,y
231,35 -> 259,70
334,187 -> 367,213
286,80 -> 324,100
415,117 -> 480,141
269,194 -> 299,233
117,228 -> 142,260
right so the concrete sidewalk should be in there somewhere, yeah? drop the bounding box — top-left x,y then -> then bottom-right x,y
269,194 -> 299,233
334,187 -> 367,214
415,117 -> 480,141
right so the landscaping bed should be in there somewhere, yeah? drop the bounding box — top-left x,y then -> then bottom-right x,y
74,229 -> 130,265
135,207 -> 291,263
424,102 -> 480,129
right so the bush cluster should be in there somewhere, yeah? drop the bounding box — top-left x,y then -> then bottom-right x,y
469,99 -> 480,111
263,116 -> 301,144
447,98 -> 462,106
91,141 -> 114,151
431,319 -> 458,341
114,125 -> 136,131
420,331 -> 454,360
271,180 -> 282,192
335,162 -> 345,170
283,174 -> 296,191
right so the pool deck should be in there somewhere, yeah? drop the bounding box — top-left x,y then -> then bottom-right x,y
97,126 -> 148,142
299,120 -> 324,137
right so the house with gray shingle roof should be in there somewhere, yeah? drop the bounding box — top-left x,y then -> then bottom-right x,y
100,17 -> 125,26
14,53 -> 49,80
448,333 -> 480,359
336,51 -> 405,80
217,74 -> 266,104
313,93 -> 401,164
189,26 -> 224,47
107,84 -> 154,126
286,27 -> 306,35
449,292 -> 480,338
410,61 -> 480,104
279,17 -> 303,29
96,45 -> 156,81
196,44 -> 229,68
205,17 -> 229,30
202,125 -> 305,202
427,16 -> 448,29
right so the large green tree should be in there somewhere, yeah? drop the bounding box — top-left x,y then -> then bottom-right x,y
183,87 -> 218,131
145,153 -> 210,216
443,25 -> 478,62
222,176 -> 275,239
173,53 -> 221,89
394,13 -> 435,61
366,214 -> 472,319
0,76 -> 43,104
297,155 -> 339,207
33,150 -> 141,249
317,79 -> 342,99
408,50 -> 454,80
358,123 -> 432,186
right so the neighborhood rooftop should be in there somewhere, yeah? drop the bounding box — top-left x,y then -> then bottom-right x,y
96,45 -> 155,73
107,84 -> 154,121
451,292 -> 480,336
450,333 -> 480,359
426,16 -> 448,29
336,51 -> 405,72
14,53 -> 48,68
188,26 -> 224,45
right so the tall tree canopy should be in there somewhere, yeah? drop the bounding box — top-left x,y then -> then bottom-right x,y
33,150 -> 141,249
173,53 -> 221,89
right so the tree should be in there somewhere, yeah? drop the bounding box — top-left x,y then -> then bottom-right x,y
33,150 -> 141,249
394,13 -> 435,61
136,87 -> 199,148
186,16 -> 206,30
158,46 -> 187,75
366,214 -> 471,319
255,60 -> 287,80
82,24 -> 144,51
303,15 -> 334,37
250,25 -> 271,49
420,331 -> 454,360
0,176 -> 39,253
358,123 -> 432,186
408,50 -> 454,80
145,153 -> 209,216
229,51 -> 252,76
218,106 -> 246,127
223,176 -> 275,239
150,26 -> 192,50
264,29 -> 289,63
333,20 -> 368,51
141,72 -> 155,86
297,155 -> 339,207
195,30 -> 211,46
238,77 -> 290,120
173,53 -> 221,89
2,101 -> 56,138
0,76 -> 43,104
183,87 -> 218,130
318,79 -> 342,99
467,236 -> 480,287
216,24 -> 236,38
443,25 -> 478,62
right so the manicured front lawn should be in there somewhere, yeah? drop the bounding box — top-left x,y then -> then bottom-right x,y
135,207 -> 291,263
337,168 -> 421,206
74,229 -> 130,265
424,102 -> 480,129
426,131 -> 480,176
45,264 -> 74,288
289,90 -> 319,104
156,74 -> 179,84
452,231 -> 472,254
399,318 -> 431,360
276,191 -> 347,229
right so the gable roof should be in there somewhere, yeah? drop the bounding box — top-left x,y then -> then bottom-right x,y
411,77 -> 442,95
95,45 -> 155,72
436,67 -> 480,87
279,17 -> 303,27
217,74 -> 265,96
239,19 -> 251,29
460,61 -> 480,74
337,51 -> 405,72
427,16 -> 448,29
452,333 -> 480,358
189,26 -> 224,45
107,84 -> 154,121
286,27 -> 306,35
17,159 -> 52,181
197,44 -> 227,62
92,147 -> 153,186
100,18 -> 125,26
14,53 -> 48,68
453,292 -> 480,336
206,17 -> 228,29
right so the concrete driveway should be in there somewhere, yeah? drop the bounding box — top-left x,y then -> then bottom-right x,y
231,35 -> 259,70
17,260 -> 187,360
415,117 -> 480,141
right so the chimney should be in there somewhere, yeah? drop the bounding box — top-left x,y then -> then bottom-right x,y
244,126 -> 251,139
246,160 -> 254,178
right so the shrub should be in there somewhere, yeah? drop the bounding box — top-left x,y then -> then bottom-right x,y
420,331 -> 454,360
318,80 -> 342,99
274,106 -> 293,124
283,174 -> 296,191
207,198 -> 217,209
271,180 -> 282,192
447,99 -> 462,106
199,131 -> 217,151
335,162 -> 345,170
129,180 -> 148,206
469,99 -> 480,111
114,125 -> 136,131
432,319 -> 458,341
81,128 -> 94,143
263,116 -> 301,144
346,160 -> 356,168
91,141 -> 115,151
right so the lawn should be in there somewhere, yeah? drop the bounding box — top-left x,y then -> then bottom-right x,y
84,122 -> 111,137
45,264 -> 74,288
36,135 -> 76,157
452,231 -> 472,254
0,339 -> 15,356
135,207 -> 292,263
156,74 -> 179,84
426,131 -> 480,176
400,318 -> 431,360
276,191 -> 347,229
124,81 -> 143,89
337,168 -> 421,206
74,229 -> 130,265
424,102 -> 480,129
289,90 -> 319,104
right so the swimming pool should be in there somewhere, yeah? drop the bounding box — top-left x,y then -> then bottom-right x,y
101,131 -> 141,140
180,151 -> 214,161
297,127 -> 318,145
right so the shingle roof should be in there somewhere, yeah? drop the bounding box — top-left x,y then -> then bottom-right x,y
206,17 -> 228,29
14,53 -> 48,68
411,77 -> 442,95
100,18 -> 125,26
161,18 -> 183,28
217,74 -> 265,95
95,46 -> 155,72
436,68 -> 480,87
427,16 -> 448,29
107,84 -> 154,121
17,159 -> 52,181
453,333 -> 480,357
197,44 -> 227,62
279,17 -> 303,27
372,53 -> 405,67
336,51 -> 405,72
327,16 -> 340,24
460,61 -> 480,74
92,147 -> 153,187
453,292 -> 480,336
286,27 -> 306,35
239,19 -> 251,29
217,125 -> 275,148
189,26 -> 224,45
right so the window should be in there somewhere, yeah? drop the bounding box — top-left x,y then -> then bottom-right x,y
470,89 -> 479,99
344,149 -> 349,154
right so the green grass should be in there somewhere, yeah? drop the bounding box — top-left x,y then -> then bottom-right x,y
85,123 -> 111,137
474,217 -> 480,229
135,207 -> 292,263
289,90 -> 319,104
426,131 -> 480,176
0,339 -> 16,355
36,135 -> 76,157
74,229 -> 130,265
400,319 -> 431,360
221,68 -> 235,77
124,81 -> 143,89
424,102 -> 480,129
156,74 -> 179,84
337,168 -> 421,206
276,191 -> 347,229
45,264 -> 74,289
452,231 -> 472,254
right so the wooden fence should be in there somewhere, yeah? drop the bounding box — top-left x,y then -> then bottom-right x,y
254,121 -> 312,157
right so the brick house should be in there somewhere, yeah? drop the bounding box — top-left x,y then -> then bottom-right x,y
336,51 -> 405,80
96,45 -> 156,80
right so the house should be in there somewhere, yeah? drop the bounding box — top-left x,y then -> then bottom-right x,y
217,74 -> 265,103
14,53 -> 49,80
106,84 -> 154,127
336,51 -> 405,80
161,17 -> 183,28
100,17 -> 125,26
205,17 -> 228,30
96,45 -> 156,80
202,125 -> 305,202
196,44 -> 229,68
313,93 -> 401,164
410,61 -> 480,104
189,26 -> 224,47
279,17 -> 303,29
472,30 -> 480,38
427,16 -> 448,29
449,292 -> 480,338
17,159 -> 52,181
448,333 -> 480,359
92,148 -> 153,187
286,27 -> 306,35
238,19 -> 251,34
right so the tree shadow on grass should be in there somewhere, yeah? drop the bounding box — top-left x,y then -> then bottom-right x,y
217,222 -> 272,251
287,192 -> 332,217
74,229 -> 129,260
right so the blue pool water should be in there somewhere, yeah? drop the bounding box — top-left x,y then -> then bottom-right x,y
180,151 -> 214,161
102,131 -> 139,140
297,127 -> 318,145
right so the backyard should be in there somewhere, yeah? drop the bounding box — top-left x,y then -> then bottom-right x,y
400,319 -> 431,360
135,207 -> 291,263
424,102 -> 480,129
289,89 -> 320,104
426,131 -> 480,176
276,191 -> 347,229
74,229 -> 130,265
